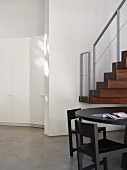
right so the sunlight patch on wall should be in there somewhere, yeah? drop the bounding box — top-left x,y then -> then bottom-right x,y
43,60 -> 49,77
45,95 -> 48,102
31,34 -> 49,77
34,56 -> 44,69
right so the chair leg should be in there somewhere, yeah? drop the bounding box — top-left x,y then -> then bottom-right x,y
76,131 -> 82,170
77,151 -> 82,170
68,120 -> 74,157
103,157 -> 108,170
94,155 -> 100,170
69,134 -> 73,157
79,119 -> 83,145
95,161 -> 100,170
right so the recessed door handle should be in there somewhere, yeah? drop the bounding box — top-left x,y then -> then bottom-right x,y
40,94 -> 45,97
8,93 -> 14,96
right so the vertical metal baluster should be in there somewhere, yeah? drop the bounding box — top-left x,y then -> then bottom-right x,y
88,52 -> 90,95
117,9 -> 120,64
93,46 -> 96,92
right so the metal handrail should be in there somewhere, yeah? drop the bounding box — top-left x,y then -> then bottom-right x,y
80,52 -> 90,96
93,0 -> 126,46
93,0 -> 126,90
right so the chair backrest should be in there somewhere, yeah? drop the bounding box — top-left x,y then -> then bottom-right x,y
75,120 -> 99,146
67,108 -> 82,157
67,108 -> 81,120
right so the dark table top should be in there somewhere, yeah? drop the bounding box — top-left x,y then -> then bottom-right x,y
76,107 -> 127,126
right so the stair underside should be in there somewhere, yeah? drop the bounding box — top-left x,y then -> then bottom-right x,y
92,97 -> 127,104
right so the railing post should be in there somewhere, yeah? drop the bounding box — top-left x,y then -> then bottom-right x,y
93,45 -> 96,91
117,9 -> 120,62
80,52 -> 90,97
80,54 -> 83,96
88,52 -> 90,93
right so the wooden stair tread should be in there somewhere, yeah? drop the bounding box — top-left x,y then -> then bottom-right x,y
116,69 -> 127,80
108,80 -> 127,88
100,88 -> 127,97
92,96 -> 127,104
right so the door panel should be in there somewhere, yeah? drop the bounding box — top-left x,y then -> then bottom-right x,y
0,39 -> 11,122
30,36 -> 44,125
11,38 -> 30,123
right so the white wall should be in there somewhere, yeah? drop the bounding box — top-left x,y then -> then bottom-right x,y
0,0 -> 44,38
44,0 -> 123,136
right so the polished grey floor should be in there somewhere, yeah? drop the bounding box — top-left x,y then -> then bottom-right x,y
0,126 -> 125,170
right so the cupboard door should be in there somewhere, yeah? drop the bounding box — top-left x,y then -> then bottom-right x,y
11,38 -> 30,123
30,36 -> 44,125
0,39 -> 11,122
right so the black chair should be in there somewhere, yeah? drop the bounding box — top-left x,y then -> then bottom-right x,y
67,108 -> 106,157
75,120 -> 127,170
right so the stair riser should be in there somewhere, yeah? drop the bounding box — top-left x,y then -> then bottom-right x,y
122,51 -> 127,66
96,82 -> 107,89
79,96 -> 89,103
100,89 -> 127,97
104,73 -> 115,82
112,62 -> 126,70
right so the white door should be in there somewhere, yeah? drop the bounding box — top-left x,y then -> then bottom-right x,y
0,37 -> 44,125
11,38 -> 30,123
30,36 -> 44,125
0,39 -> 11,122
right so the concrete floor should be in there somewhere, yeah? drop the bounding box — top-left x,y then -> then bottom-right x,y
0,126 -> 125,170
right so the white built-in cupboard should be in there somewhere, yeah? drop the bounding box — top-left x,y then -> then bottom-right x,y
0,36 -> 44,126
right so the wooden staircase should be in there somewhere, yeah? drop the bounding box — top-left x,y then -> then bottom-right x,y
79,51 -> 127,104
